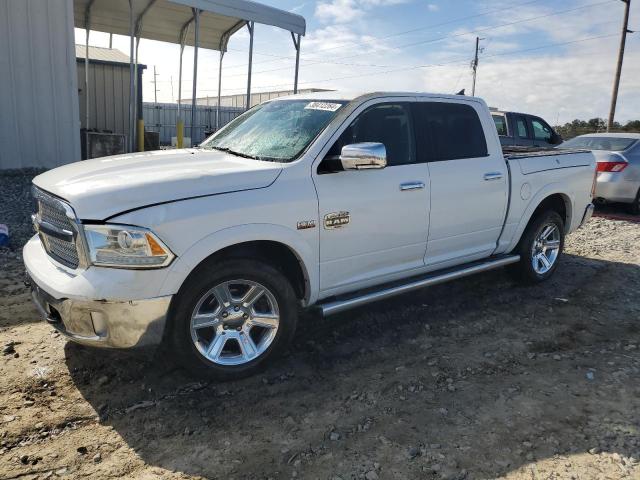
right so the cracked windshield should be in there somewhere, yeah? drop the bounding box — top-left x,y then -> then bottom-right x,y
201,100 -> 346,162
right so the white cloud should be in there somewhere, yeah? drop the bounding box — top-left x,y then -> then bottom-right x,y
315,0 -> 411,24
420,45 -> 640,124
315,0 -> 360,23
427,3 -> 438,12
289,3 -> 306,13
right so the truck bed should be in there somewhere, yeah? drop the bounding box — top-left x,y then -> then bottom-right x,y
502,145 -> 588,159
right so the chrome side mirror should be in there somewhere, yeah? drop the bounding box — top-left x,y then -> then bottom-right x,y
340,142 -> 387,170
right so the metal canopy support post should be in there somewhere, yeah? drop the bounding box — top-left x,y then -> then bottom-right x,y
291,32 -> 301,94
134,35 -> 142,151
83,1 -> 94,159
245,21 -> 254,111
215,22 -> 242,131
191,8 -> 200,144
133,0 -> 157,151
177,42 -> 185,147
216,50 -> 225,130
177,16 -> 193,149
128,0 -> 136,153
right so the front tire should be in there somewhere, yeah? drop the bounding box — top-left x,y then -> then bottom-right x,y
168,258 -> 298,381
510,210 -> 565,284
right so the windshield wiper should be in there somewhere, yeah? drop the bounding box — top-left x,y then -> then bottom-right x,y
226,149 -> 261,160
207,145 -> 282,163
213,146 -> 267,160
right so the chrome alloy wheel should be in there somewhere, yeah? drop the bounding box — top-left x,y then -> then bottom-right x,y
530,223 -> 561,275
189,280 -> 280,366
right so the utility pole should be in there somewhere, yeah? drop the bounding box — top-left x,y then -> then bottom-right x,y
607,0 -> 632,132
153,66 -> 159,104
471,36 -> 484,96
170,75 -> 174,103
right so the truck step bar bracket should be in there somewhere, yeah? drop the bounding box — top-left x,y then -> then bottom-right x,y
318,255 -> 520,316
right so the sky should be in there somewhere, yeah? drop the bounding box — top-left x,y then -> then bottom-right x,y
75,0 -> 640,125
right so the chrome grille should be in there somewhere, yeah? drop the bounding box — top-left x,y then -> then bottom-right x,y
33,188 -> 80,269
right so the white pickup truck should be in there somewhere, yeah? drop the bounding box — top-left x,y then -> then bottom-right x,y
25,92 -> 596,379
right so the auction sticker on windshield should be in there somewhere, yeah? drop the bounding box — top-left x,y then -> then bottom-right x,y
305,102 -> 342,112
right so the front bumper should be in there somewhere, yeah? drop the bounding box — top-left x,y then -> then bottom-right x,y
29,276 -> 171,347
24,235 -> 172,348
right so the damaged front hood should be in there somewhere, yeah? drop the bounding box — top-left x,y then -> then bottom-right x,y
33,149 -> 282,219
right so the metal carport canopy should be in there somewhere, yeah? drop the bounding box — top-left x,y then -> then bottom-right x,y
73,0 -> 306,50
74,0 -> 306,152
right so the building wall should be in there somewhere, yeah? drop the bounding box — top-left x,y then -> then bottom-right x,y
77,60 -> 136,136
191,88 -> 332,108
0,0 -> 80,170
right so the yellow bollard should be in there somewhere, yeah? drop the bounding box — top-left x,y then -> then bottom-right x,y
137,119 -> 145,152
177,119 -> 184,149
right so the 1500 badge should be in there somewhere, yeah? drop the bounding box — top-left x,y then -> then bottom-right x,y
324,211 -> 350,229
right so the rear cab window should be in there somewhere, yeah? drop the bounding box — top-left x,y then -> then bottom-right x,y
413,101 -> 489,161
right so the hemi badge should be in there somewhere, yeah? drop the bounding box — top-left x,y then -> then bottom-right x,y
324,211 -> 350,229
297,220 -> 316,230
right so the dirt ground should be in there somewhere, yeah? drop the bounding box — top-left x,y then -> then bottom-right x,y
1,206 -> 639,479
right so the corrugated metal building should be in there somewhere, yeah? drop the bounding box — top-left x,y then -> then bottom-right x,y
188,88 -> 333,109
143,103 -> 243,146
0,0 -> 80,170
76,45 -> 145,138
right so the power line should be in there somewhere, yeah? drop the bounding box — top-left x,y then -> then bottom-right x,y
221,0 -> 544,70
174,16 -> 617,92
203,32 -> 620,95
164,18 -> 622,87
220,0 -> 616,79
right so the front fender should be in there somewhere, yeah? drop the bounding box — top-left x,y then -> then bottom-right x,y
156,223 -> 318,305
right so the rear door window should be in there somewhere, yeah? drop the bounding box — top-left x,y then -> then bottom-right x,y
515,116 -> 530,139
414,102 -> 488,161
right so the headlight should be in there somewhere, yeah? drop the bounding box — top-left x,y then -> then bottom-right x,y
83,224 -> 174,268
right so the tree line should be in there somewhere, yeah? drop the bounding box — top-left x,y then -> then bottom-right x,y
554,118 -> 640,139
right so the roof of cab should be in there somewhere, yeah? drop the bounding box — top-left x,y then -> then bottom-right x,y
271,90 -> 484,104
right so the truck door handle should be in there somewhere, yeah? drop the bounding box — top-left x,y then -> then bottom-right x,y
483,172 -> 503,181
400,181 -> 425,191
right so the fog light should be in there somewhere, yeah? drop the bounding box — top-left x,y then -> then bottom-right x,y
90,311 -> 108,337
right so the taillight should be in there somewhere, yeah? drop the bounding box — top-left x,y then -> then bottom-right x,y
596,161 -> 627,172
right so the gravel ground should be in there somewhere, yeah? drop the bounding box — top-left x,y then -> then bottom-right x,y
0,170 -> 42,251
0,170 -> 639,480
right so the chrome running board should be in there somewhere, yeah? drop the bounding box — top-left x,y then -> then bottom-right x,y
319,255 -> 520,316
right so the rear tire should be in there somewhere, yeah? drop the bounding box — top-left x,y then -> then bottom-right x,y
510,210 -> 565,284
167,258 -> 298,381
627,189 -> 640,215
